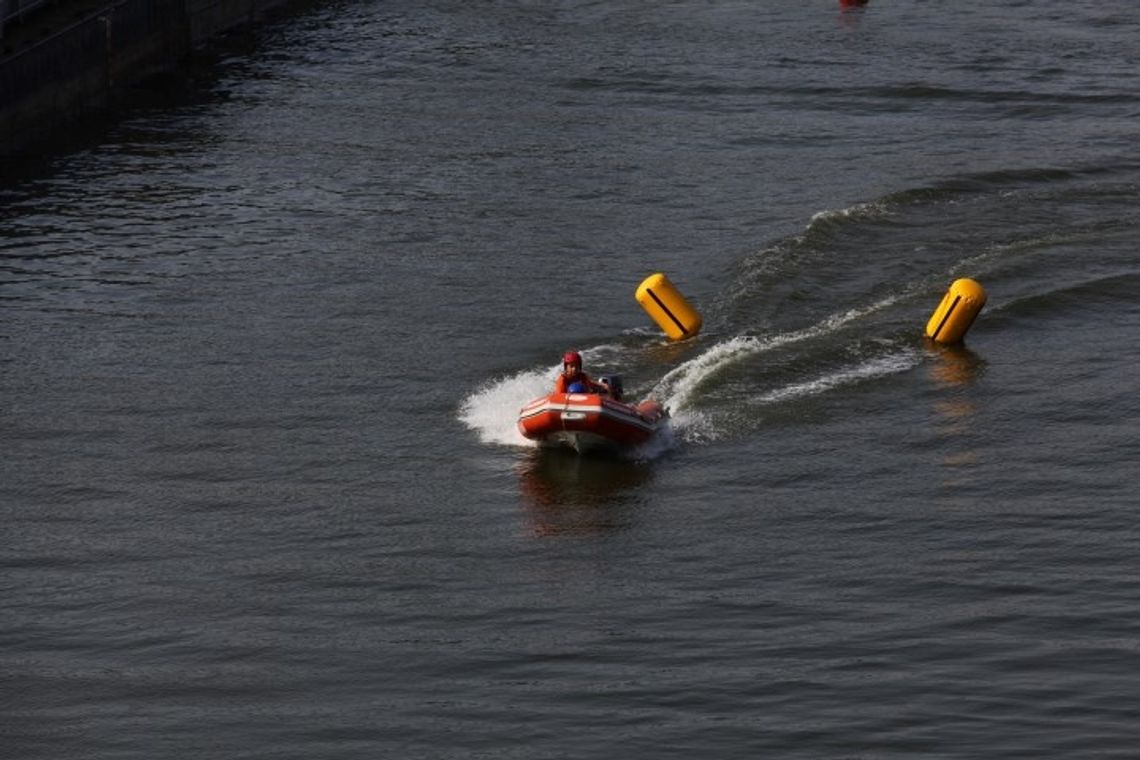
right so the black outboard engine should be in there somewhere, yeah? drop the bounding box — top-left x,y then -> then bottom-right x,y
599,374 -> 623,401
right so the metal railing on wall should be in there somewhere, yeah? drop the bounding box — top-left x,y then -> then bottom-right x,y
2,0 -> 56,40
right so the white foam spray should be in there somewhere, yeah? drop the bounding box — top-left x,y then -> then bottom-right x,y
458,365 -> 555,448
807,200 -> 891,228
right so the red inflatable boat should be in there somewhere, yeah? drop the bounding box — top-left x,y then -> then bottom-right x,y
517,391 -> 669,453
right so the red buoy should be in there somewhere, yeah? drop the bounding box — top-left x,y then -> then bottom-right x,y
839,0 -> 869,6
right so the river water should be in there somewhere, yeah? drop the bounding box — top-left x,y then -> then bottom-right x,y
3,1 -> 1139,757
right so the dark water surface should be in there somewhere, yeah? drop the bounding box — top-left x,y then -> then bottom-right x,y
3,1 -> 1139,757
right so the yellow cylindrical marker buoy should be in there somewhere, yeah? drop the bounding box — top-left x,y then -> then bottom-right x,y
635,273 -> 702,341
925,278 -> 987,344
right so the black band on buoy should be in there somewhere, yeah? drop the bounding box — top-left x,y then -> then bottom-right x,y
929,295 -> 961,341
925,279 -> 987,344
636,273 -> 702,341
646,288 -> 689,336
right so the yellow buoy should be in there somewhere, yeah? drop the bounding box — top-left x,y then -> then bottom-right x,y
925,278 -> 987,344
635,273 -> 702,341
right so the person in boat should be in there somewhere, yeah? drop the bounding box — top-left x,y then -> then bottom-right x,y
554,350 -> 610,395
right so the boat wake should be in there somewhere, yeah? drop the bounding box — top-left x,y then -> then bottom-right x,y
459,316 -> 915,454
463,166 -> 1140,455
750,350 -> 920,406
652,296 -> 906,413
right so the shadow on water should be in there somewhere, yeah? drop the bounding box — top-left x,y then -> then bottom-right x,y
513,448 -> 655,537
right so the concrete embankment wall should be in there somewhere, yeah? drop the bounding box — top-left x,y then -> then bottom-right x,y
1,0 -> 298,158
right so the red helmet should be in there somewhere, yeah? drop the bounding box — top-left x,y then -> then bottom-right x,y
562,350 -> 582,367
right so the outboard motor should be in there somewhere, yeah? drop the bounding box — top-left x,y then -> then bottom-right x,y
599,374 -> 623,401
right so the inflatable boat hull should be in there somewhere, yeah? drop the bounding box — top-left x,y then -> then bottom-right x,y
517,392 -> 668,453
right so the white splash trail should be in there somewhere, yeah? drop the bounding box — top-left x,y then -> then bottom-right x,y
807,200 -> 892,228
652,296 -> 904,412
752,350 -> 921,405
